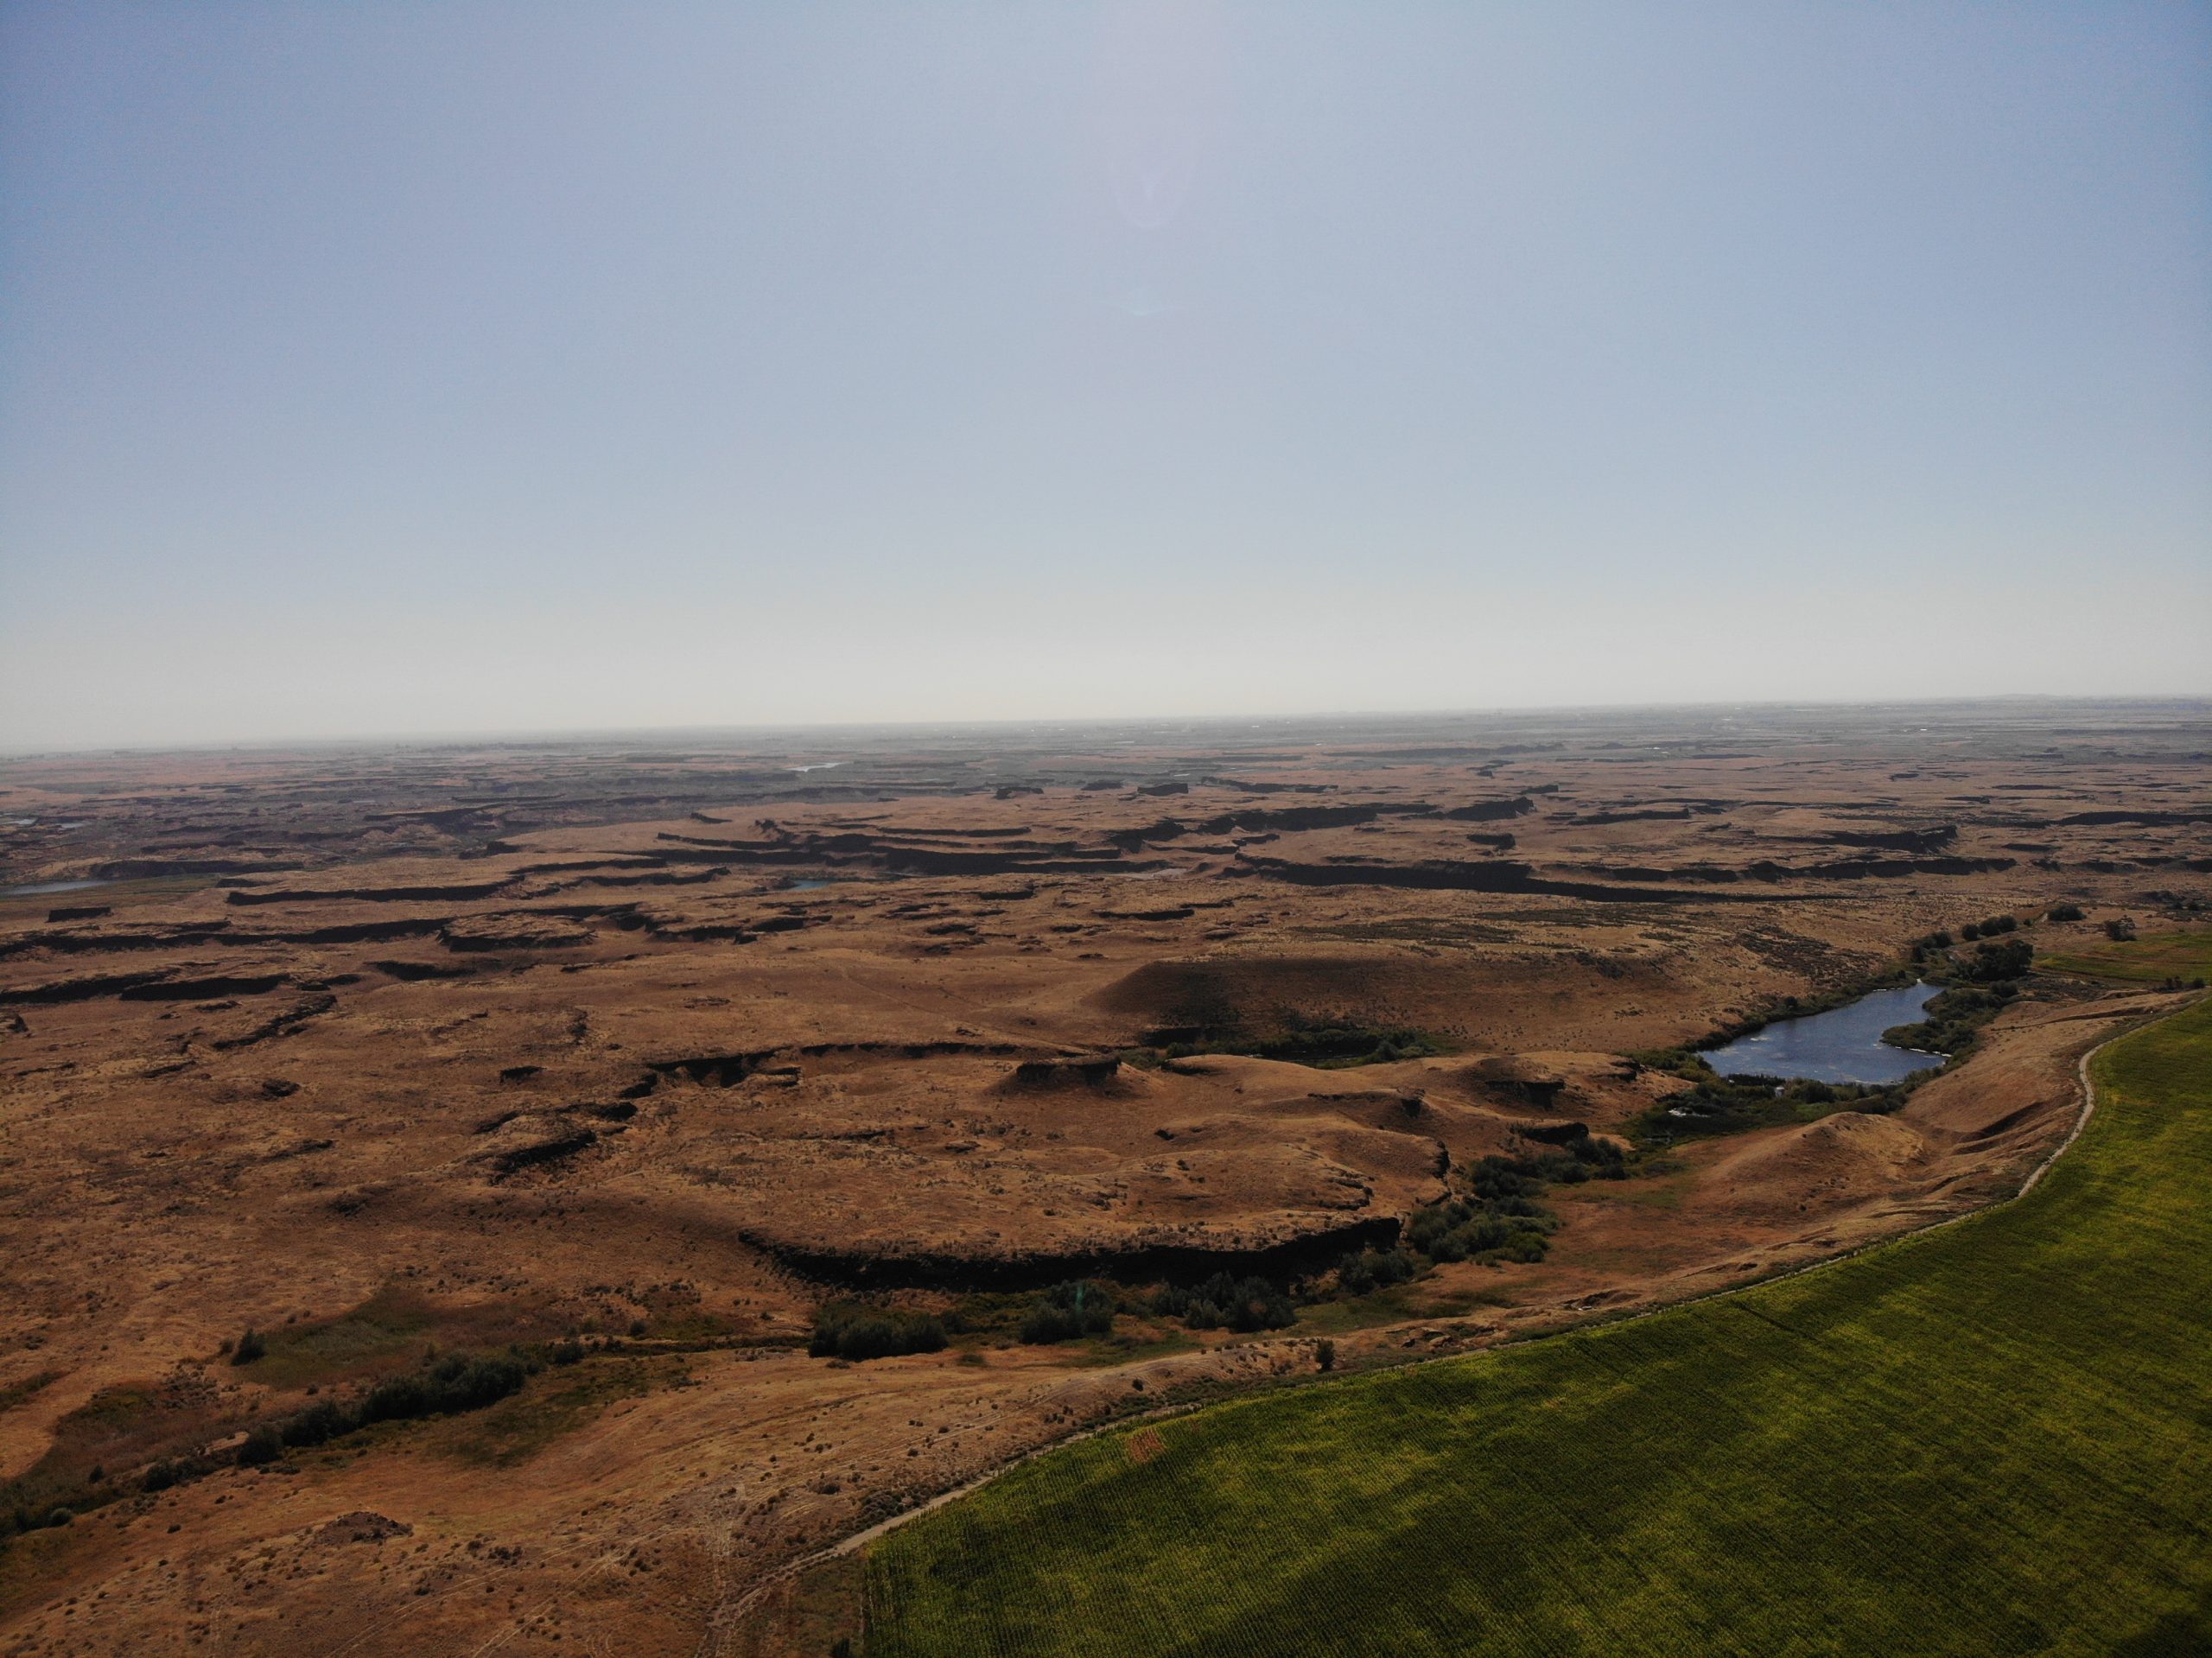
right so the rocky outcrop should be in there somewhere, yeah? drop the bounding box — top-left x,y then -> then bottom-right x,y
255,918 -> 450,945
486,1127 -> 599,1177
120,974 -> 290,1001
210,994 -> 337,1050
1743,855 -> 2015,880
0,969 -> 181,1004
740,1212 -> 1404,1293
0,921 -> 235,958
1230,853 -> 1750,903
1561,806 -> 1700,825
1440,797 -> 1535,822
1820,825 -> 1959,852
1192,804 -> 1425,835
439,914 -> 596,951
1458,1058 -> 1568,1109
368,958 -> 474,981
1001,1055 -> 1124,1090
2053,810 -> 2212,828
1104,819 -> 1190,851
226,880 -> 512,906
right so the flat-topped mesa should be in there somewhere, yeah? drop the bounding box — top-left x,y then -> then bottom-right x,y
1105,819 -> 1190,850
438,913 -> 596,951
1741,854 -> 2017,880
0,968 -> 245,1005
1198,776 -> 1336,795
882,845 -> 1135,877
0,919 -> 235,959
1192,803 -> 1433,835
226,878 -> 514,905
1229,851 -> 1684,899
1440,797 -> 1536,822
1817,825 -> 1960,852
2051,809 -> 2212,828
656,826 -> 1160,877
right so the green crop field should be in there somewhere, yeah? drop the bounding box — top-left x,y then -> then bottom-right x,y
2044,929 -> 2212,985
862,997 -> 2212,1657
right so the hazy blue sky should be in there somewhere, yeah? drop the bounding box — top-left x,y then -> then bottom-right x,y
3,2 -> 2207,749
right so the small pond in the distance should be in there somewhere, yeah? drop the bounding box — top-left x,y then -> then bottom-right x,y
1699,981 -> 1945,1086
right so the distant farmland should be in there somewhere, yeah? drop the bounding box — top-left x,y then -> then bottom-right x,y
864,993 -> 2212,1656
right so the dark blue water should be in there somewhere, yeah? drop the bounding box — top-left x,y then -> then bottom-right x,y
1700,981 -> 1945,1085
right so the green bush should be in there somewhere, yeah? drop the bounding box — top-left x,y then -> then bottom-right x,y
1021,1282 -> 1116,1344
140,1458 -> 192,1494
1885,983 -> 2017,1057
1335,1250 -> 1418,1296
1962,937 -> 2033,982
358,1354 -> 530,1424
810,1305 -> 949,1362
230,1329 -> 266,1366
1635,1063 -> 1911,1143
279,1399 -> 353,1448
2047,903 -> 2085,923
207,1351 -> 542,1472
1151,1274 -> 1296,1331
1402,1152 -> 1581,1267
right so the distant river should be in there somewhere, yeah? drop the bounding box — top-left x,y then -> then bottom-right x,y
0,878 -> 117,899
1700,981 -> 1946,1086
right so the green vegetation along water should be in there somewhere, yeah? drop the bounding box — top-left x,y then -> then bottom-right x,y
863,994 -> 2212,1657
1697,979 -> 1942,1083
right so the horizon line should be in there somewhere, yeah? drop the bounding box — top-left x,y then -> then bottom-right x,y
7,689 -> 2211,764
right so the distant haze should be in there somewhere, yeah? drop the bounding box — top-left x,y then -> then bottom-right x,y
3,3 -> 2207,750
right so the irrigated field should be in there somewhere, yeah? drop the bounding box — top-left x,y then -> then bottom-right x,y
2045,931 -> 2212,985
863,993 -> 2212,1656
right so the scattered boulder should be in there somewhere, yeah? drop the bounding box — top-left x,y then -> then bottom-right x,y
313,1512 -> 413,1548
1003,1055 -> 1125,1091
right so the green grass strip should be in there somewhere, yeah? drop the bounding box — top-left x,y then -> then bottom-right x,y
865,1000 -> 2212,1656
2044,931 -> 2212,985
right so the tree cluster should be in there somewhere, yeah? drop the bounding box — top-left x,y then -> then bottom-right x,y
809,1305 -> 948,1362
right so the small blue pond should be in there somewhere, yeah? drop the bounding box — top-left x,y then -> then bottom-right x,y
1700,981 -> 1946,1086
